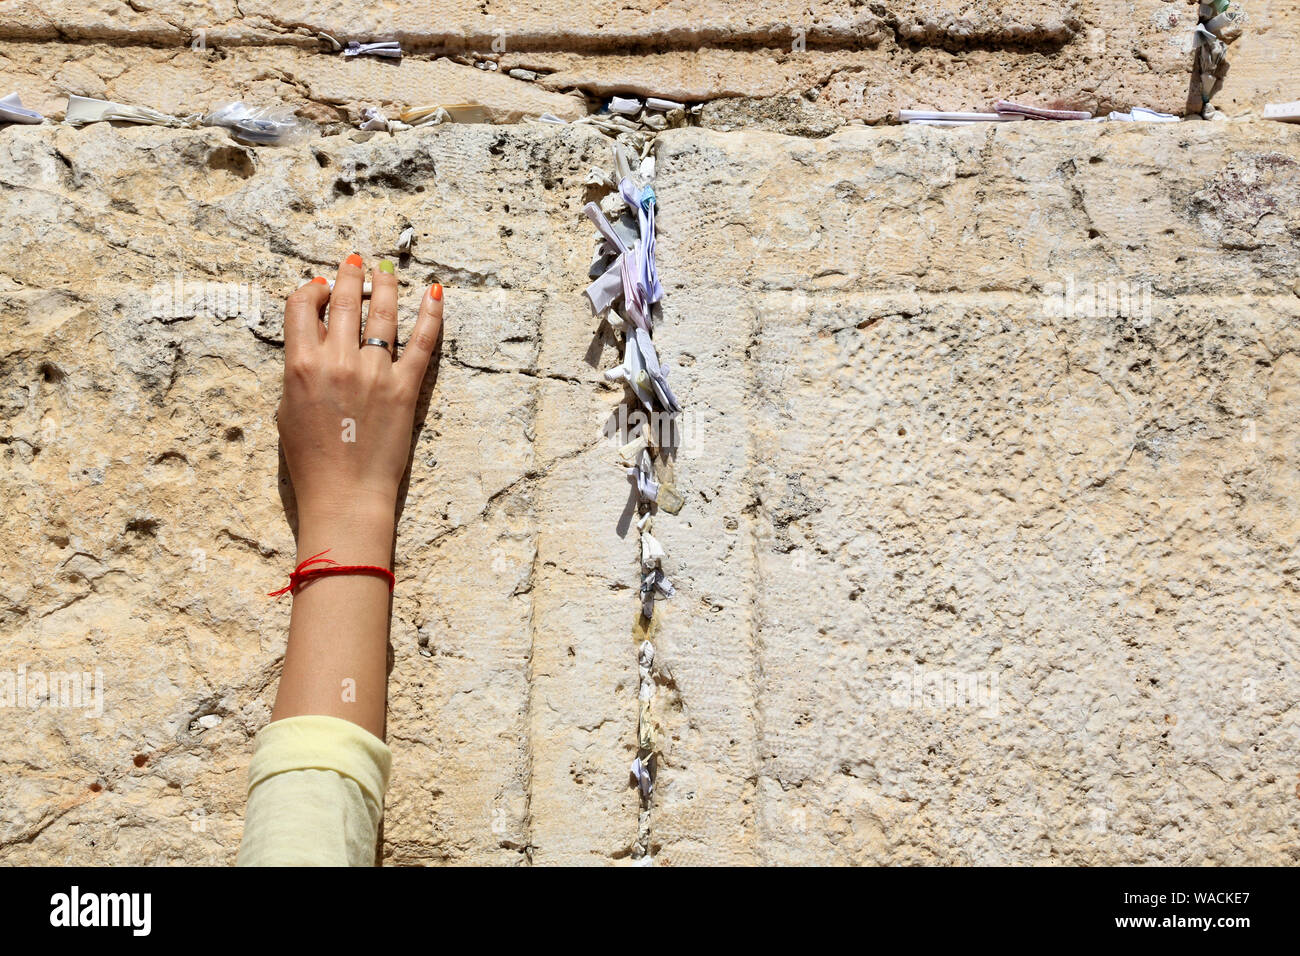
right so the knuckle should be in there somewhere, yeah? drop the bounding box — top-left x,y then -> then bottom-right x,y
330,293 -> 362,315
286,288 -> 317,311
368,302 -> 398,326
285,354 -> 317,382
410,330 -> 437,353
323,358 -> 355,386
393,378 -> 418,404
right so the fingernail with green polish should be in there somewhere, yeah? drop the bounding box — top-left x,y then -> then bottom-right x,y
378,259 -> 395,274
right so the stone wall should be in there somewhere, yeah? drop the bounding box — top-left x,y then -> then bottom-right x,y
0,1 -> 1219,126
0,4 -> 1297,865
649,121 -> 1300,864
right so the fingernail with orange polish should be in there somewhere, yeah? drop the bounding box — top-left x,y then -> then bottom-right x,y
345,253 -> 363,268
311,276 -> 328,285
430,283 -> 443,301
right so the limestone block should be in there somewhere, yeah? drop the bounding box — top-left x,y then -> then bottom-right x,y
0,42 -> 587,127
648,123 -> 1300,863
0,122 -> 624,864
2,1 -> 1201,125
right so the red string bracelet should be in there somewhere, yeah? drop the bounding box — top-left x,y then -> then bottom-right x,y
268,549 -> 395,598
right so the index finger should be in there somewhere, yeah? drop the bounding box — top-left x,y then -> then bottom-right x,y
284,277 -> 330,361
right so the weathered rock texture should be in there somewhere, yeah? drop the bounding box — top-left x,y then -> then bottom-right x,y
648,121 -> 1300,865
0,121 -> 633,864
2,1 -> 1298,866
1213,0 -> 1300,117
508,0 -> 1198,122
0,41 -> 590,128
1,115 -> 1297,865
0,1 -> 1227,128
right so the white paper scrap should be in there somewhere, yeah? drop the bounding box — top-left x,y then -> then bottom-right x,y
0,93 -> 42,124
1264,101 -> 1300,123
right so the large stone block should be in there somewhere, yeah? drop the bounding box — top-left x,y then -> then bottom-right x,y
0,121 -> 629,863
0,41 -> 586,127
1213,0 -> 1300,116
648,122 -> 1300,863
507,0 -> 1197,122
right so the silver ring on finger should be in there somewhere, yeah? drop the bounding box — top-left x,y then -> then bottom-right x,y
361,337 -> 393,355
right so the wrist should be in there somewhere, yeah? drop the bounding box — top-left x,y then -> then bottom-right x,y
297,487 -> 397,525
295,498 -> 397,565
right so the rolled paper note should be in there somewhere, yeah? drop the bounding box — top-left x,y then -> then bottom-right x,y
65,94 -> 177,126
640,532 -> 666,570
1263,101 -> 1300,123
400,103 -> 487,125
344,40 -> 402,58
617,430 -> 650,467
1205,10 -> 1244,41
646,97 -> 686,112
358,106 -> 390,131
1101,107 -> 1180,123
994,100 -> 1093,121
900,109 -> 1021,123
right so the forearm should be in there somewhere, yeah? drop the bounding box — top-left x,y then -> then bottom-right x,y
241,261 -> 441,866
271,500 -> 396,739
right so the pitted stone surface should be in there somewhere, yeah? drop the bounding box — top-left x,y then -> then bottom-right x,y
2,119 -> 1296,864
2,1 -> 1216,127
1,4 -> 1297,866
0,122 -> 636,864
646,122 -> 1300,864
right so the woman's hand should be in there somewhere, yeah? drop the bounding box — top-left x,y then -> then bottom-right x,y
277,254 -> 443,524
269,255 -> 443,737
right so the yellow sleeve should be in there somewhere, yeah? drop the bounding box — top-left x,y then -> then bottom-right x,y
237,714 -> 392,867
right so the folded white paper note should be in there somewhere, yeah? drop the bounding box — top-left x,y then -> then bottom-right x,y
1264,101 -> 1300,123
65,94 -> 177,126
0,93 -> 42,124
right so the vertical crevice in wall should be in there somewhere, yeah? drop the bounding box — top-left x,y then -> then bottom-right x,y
743,293 -> 769,865
519,522 -> 540,865
571,101 -> 691,863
